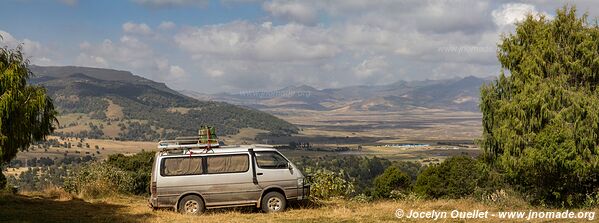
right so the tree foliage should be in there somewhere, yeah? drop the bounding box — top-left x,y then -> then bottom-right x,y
372,166 -> 410,198
106,151 -> 155,195
414,156 -> 489,199
480,6 -> 599,206
0,44 -> 57,165
307,168 -> 355,199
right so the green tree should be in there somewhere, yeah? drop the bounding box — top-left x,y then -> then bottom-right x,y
414,156 -> 488,199
0,43 -> 57,187
480,6 -> 599,206
372,166 -> 410,198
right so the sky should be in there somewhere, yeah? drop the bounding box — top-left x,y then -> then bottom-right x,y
0,0 -> 597,93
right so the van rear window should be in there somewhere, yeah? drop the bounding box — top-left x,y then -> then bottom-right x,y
206,154 -> 249,174
161,157 -> 203,176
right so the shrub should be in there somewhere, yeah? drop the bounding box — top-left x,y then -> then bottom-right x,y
393,161 -> 423,182
106,151 -> 154,173
414,156 -> 488,199
105,151 -> 154,195
308,168 -> 355,199
64,162 -> 134,198
372,166 -> 410,198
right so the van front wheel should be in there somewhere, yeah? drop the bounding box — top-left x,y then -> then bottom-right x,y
261,192 -> 286,213
178,195 -> 205,215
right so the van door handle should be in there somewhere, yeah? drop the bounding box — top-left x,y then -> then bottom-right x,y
257,173 -> 263,175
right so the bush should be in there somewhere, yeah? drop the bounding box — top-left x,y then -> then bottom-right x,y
64,162 -> 135,198
372,166 -> 410,198
308,168 -> 355,199
105,151 -> 154,195
414,156 -> 489,199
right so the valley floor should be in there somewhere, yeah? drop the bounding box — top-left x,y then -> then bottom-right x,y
1,192 -> 596,223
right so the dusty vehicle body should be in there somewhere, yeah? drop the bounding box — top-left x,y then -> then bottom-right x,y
149,144 -> 310,214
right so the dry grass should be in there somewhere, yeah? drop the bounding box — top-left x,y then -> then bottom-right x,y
19,187 -> 74,201
1,190 -> 597,223
14,136 -> 157,162
105,99 -> 124,120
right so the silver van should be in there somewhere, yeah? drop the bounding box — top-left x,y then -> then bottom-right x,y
148,144 -> 310,214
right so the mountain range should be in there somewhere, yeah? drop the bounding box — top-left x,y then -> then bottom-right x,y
182,76 -> 493,112
29,65 -> 298,141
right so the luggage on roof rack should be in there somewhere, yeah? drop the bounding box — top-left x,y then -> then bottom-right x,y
158,126 -> 220,151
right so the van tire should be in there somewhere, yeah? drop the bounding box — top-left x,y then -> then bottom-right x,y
261,192 -> 286,213
178,195 -> 205,215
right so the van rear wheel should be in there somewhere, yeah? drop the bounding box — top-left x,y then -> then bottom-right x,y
261,192 -> 286,213
178,195 -> 205,215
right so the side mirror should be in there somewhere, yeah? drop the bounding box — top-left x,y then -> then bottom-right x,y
287,162 -> 293,170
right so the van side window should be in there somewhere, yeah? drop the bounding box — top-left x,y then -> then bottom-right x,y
207,154 -> 249,174
161,157 -> 203,176
255,152 -> 288,169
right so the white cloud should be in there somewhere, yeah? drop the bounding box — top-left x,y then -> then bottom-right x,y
353,56 -> 388,78
0,30 -> 54,65
174,21 -> 338,61
122,22 -> 153,35
158,21 -> 176,30
169,0 -> 507,91
263,1 -> 318,25
169,65 -> 186,78
492,3 -> 540,27
75,35 -> 188,84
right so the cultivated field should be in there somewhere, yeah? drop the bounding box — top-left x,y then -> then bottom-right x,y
268,107 -> 482,142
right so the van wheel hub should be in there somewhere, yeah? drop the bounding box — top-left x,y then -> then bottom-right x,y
267,197 -> 282,211
184,200 -> 199,213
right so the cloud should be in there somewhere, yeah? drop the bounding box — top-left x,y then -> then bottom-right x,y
75,35 -> 187,84
174,21 -> 339,61
353,56 -> 388,78
0,30 -> 54,65
492,3 -> 543,27
132,0 -> 209,8
263,1 -> 318,25
122,22 -> 153,35
158,21 -> 176,30
169,65 -> 186,78
170,0 -> 507,91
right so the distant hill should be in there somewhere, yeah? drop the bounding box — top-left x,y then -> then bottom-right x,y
29,65 -> 298,141
184,76 -> 492,112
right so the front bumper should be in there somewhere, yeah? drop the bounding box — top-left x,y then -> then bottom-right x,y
148,197 -> 157,209
300,184 -> 311,200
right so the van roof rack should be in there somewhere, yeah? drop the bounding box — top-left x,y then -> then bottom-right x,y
158,126 -> 219,153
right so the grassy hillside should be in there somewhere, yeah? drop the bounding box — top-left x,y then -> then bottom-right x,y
29,66 -> 298,140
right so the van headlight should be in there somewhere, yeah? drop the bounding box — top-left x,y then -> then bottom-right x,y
297,178 -> 304,186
